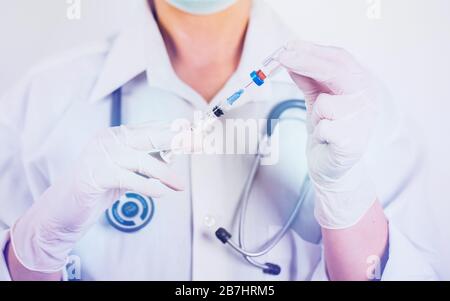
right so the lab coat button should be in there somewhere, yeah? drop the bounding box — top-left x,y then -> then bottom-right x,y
203,215 -> 216,228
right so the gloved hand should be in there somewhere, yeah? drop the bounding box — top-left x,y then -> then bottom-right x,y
11,123 -> 186,273
278,40 -> 379,229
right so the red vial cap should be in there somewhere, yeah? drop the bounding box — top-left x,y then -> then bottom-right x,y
256,70 -> 267,81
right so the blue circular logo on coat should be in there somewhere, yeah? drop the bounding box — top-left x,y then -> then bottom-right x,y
106,192 -> 155,233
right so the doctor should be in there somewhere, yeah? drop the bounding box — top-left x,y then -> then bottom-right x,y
0,0 -> 436,281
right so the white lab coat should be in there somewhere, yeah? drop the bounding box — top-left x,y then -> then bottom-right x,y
0,0 -> 438,280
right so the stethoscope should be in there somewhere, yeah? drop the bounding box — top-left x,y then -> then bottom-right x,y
107,87 -> 309,276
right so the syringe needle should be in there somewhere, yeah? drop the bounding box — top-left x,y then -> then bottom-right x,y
244,81 -> 254,89
156,47 -> 285,163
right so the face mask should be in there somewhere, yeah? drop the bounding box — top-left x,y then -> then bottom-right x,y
166,0 -> 238,15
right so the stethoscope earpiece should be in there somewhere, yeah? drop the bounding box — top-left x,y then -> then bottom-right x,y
215,227 -> 232,244
215,227 -> 281,276
262,263 -> 281,276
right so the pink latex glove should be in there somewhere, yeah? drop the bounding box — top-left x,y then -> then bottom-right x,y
11,123 -> 186,273
278,40 -> 379,229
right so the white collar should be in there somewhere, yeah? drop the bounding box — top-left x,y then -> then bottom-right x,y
89,0 -> 295,109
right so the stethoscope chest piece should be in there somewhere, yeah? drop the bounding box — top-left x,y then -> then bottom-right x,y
106,192 -> 155,233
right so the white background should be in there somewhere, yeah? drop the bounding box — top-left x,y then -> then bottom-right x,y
1,0 -> 449,278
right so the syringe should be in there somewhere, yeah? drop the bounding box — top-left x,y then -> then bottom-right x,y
207,46 -> 287,120
156,46 -> 287,162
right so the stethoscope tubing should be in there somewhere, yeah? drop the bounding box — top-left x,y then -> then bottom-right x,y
217,100 -> 309,275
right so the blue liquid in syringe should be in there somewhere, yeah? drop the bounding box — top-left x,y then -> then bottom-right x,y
226,89 -> 245,105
